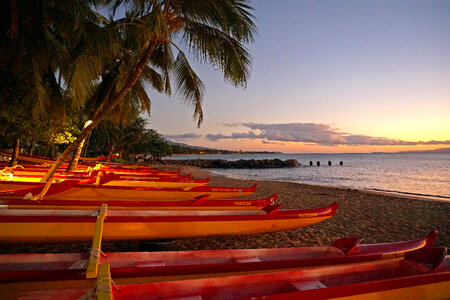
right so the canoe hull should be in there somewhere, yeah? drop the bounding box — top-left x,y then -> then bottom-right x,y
102,180 -> 207,189
0,202 -> 337,243
0,195 -> 277,211
0,231 -> 436,290
3,278 -> 449,300
44,186 -> 256,201
0,181 -> 257,201
0,216 -> 332,243
2,252 -> 449,299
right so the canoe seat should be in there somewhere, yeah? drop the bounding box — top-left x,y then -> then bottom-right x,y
135,261 -> 165,267
291,280 -> 327,291
234,257 -> 261,263
68,259 -> 87,269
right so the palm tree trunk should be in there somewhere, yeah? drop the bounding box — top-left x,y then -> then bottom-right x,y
28,140 -> 34,156
8,136 -> 19,167
107,145 -> 115,163
82,132 -> 91,157
9,0 -> 19,39
66,139 -> 85,171
40,42 -> 157,182
67,120 -> 93,171
51,143 -> 55,158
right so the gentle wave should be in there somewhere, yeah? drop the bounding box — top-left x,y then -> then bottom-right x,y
364,188 -> 450,201
173,152 -> 450,200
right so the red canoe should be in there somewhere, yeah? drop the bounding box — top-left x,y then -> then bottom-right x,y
102,247 -> 450,300
0,231 -> 437,288
2,247 -> 448,299
0,179 -> 258,201
0,194 -> 278,211
2,172 -> 210,189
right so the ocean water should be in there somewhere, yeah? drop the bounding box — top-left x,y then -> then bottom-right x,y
169,153 -> 450,200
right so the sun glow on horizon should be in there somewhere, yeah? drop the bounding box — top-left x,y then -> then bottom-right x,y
181,139 -> 450,154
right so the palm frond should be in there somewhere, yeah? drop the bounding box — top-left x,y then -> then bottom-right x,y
141,65 -> 164,92
149,42 -> 174,95
181,21 -> 252,87
173,50 -> 204,127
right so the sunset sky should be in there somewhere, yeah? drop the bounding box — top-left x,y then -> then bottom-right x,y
144,0 -> 450,153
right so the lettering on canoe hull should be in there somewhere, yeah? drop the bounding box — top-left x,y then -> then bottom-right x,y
211,188 -> 243,193
234,201 -> 252,206
298,213 -> 318,218
381,252 -> 405,260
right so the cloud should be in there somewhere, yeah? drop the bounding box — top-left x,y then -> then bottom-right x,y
207,131 -> 261,141
205,133 -> 231,141
420,140 -> 450,145
204,122 -> 450,146
220,123 -> 242,128
262,140 -> 286,145
163,133 -> 202,140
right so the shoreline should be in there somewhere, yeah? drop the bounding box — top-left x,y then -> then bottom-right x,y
160,164 -> 450,250
206,170 -> 450,203
0,164 -> 449,254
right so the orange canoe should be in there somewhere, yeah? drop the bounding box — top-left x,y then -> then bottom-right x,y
0,202 -> 337,243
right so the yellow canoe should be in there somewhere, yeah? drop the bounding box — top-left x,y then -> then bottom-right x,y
0,202 -> 337,243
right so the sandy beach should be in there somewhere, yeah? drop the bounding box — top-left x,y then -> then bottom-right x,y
1,164 -> 449,254
166,165 -> 450,250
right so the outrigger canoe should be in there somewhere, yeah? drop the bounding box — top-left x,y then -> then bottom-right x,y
0,161 -> 180,176
91,247 -> 450,300
0,202 -> 337,243
2,248 -> 448,299
0,152 -> 64,165
0,231 -> 437,293
0,180 -> 257,201
1,172 -> 210,189
1,169 -> 188,180
2,165 -> 182,178
0,194 -> 278,211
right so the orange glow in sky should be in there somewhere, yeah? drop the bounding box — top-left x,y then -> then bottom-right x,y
148,1 -> 450,153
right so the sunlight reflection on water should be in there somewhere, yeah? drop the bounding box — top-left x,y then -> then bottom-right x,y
170,153 -> 450,199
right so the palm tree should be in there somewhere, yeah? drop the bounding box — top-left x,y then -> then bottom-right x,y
17,0 -> 257,182
1,0 -> 109,166
65,51 -> 159,170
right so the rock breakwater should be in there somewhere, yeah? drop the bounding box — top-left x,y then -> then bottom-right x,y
162,159 -> 300,169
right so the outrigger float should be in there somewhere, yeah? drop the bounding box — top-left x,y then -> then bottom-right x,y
0,202 -> 338,243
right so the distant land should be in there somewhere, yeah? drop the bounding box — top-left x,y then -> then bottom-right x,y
166,140 -> 450,155
166,140 -> 281,155
395,147 -> 450,154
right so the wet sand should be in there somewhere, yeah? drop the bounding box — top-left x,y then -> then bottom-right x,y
1,164 -> 449,254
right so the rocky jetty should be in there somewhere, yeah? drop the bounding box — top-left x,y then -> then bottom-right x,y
162,159 -> 300,169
